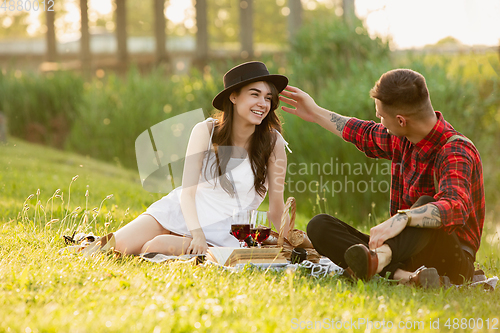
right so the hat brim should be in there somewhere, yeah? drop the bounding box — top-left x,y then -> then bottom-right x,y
212,74 -> 288,111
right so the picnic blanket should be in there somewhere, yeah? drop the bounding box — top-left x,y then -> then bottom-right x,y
60,232 -> 498,290
139,252 -> 498,290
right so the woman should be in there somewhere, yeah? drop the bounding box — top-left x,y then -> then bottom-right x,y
114,61 -> 290,255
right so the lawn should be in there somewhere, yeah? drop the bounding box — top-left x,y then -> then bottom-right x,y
1,138 -> 499,332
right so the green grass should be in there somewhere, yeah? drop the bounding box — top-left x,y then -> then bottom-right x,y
0,138 -> 162,230
1,138 -> 500,332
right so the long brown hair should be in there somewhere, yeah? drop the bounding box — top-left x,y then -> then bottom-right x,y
205,81 -> 281,197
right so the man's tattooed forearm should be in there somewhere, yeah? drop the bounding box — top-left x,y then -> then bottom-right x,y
391,214 -> 406,227
411,204 -> 441,228
422,217 -> 441,228
430,205 -> 441,219
330,113 -> 348,132
411,205 -> 428,214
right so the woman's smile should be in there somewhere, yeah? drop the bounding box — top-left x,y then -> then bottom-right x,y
251,109 -> 265,117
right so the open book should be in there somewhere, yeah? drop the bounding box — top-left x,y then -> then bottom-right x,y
206,247 -> 287,266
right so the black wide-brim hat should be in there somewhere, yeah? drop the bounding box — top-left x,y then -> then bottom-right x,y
212,61 -> 288,111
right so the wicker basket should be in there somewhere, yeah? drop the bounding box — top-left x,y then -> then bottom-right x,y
262,197 -> 321,263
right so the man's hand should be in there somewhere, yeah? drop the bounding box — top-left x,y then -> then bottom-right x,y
369,213 -> 407,250
279,85 -> 320,123
279,85 -> 350,138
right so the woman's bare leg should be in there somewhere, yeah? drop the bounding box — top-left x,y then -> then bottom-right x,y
141,235 -> 193,255
114,214 -> 171,255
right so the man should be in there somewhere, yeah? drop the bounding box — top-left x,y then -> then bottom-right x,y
279,69 -> 484,287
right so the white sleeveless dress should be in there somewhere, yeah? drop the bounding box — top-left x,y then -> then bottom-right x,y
143,118 -> 290,247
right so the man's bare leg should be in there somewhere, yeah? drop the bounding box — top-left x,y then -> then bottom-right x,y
373,249 -> 444,286
393,269 -> 413,283
375,244 -> 392,274
373,245 -> 417,283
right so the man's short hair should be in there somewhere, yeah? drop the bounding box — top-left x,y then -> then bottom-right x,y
370,69 -> 432,118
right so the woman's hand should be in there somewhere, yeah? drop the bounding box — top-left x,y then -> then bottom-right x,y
186,230 -> 208,255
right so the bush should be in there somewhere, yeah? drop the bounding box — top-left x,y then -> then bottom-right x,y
66,66 -> 221,169
0,70 -> 84,148
288,14 -> 390,96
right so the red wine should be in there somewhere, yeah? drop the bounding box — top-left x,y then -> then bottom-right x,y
231,224 -> 250,240
251,227 -> 271,243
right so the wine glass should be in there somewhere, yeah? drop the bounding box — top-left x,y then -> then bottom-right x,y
250,211 -> 271,247
250,227 -> 271,247
231,210 -> 252,247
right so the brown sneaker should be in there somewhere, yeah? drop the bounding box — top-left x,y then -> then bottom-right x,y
344,244 -> 378,281
408,266 -> 451,289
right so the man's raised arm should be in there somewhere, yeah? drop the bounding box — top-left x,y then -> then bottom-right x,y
279,85 -> 351,138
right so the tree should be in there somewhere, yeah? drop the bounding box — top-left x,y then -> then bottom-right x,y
153,0 -> 167,64
46,7 -> 57,61
435,36 -> 462,46
195,0 -> 209,66
0,12 -> 30,39
80,0 -> 91,74
239,0 -> 253,58
115,0 -> 128,67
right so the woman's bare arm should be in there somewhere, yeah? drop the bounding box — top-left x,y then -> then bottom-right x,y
267,134 -> 289,235
180,121 -> 212,254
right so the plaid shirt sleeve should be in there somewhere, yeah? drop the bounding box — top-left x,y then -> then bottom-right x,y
431,141 -> 482,243
342,118 -> 394,160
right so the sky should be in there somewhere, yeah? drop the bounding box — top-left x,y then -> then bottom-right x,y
9,0 -> 500,49
355,0 -> 500,49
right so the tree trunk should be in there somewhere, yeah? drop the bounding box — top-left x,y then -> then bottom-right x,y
343,0 -> 355,27
115,0 -> 128,70
154,0 -> 167,64
239,0 -> 253,59
46,8 -> 57,61
195,0 -> 208,68
80,0 -> 91,76
288,0 -> 302,42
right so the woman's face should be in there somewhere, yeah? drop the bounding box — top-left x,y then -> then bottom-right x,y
230,81 -> 272,126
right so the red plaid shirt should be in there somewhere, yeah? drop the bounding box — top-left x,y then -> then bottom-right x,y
342,111 -> 484,253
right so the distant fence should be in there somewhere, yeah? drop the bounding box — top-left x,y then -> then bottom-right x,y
393,45 -> 498,55
0,34 -> 196,55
